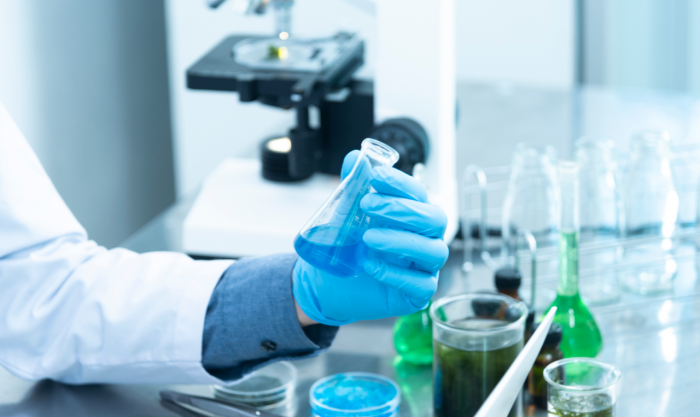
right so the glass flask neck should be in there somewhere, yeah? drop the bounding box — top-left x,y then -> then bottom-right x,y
630,131 -> 671,160
359,138 -> 400,169
575,137 -> 615,168
557,161 -> 580,296
558,161 -> 579,232
512,144 -> 557,172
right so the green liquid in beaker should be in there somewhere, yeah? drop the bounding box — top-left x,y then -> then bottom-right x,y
393,305 -> 433,365
546,231 -> 602,358
433,319 -> 522,417
548,393 -> 614,417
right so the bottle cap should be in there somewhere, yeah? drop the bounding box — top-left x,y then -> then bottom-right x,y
494,267 -> 522,290
534,322 -> 563,347
471,298 -> 501,318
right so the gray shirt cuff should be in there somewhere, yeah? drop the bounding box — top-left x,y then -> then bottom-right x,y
202,253 -> 338,381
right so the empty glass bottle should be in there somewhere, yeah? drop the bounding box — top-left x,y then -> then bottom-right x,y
621,131 -> 679,295
502,144 -> 559,264
576,137 -> 622,305
546,161 -> 602,358
294,139 -> 399,278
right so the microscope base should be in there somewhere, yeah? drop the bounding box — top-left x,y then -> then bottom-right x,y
183,158 -> 340,258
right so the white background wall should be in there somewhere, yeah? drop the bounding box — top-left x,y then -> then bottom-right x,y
581,0 -> 700,93
0,0 -> 175,248
165,0 -> 576,196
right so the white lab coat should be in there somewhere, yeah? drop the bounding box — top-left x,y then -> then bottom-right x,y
0,102 -> 233,384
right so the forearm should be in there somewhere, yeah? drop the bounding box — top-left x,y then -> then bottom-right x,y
0,239 -> 232,384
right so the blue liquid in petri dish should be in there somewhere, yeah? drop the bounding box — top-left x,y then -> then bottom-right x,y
294,225 -> 368,278
311,373 -> 400,417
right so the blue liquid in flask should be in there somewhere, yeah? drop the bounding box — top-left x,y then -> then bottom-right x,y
294,225 -> 368,278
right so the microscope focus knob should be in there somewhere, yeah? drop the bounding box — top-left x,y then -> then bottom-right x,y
369,118 -> 429,175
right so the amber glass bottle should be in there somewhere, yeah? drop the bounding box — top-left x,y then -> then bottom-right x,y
528,322 -> 564,409
494,267 -> 523,301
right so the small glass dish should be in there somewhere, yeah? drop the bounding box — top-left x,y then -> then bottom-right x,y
310,372 -> 401,417
213,361 -> 297,416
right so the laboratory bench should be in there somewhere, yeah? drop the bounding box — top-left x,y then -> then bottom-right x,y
2,83 -> 700,416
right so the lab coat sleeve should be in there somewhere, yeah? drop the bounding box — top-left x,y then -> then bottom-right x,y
202,254 -> 339,381
0,102 -> 233,384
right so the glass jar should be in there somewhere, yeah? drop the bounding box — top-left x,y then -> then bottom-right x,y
430,293 -> 528,417
544,358 -> 621,416
502,144 -> 559,264
621,131 -> 679,295
576,137 -> 622,305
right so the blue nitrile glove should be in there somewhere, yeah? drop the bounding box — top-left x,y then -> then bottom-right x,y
292,150 -> 449,326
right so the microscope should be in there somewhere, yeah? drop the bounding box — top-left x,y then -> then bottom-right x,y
183,0 -> 457,258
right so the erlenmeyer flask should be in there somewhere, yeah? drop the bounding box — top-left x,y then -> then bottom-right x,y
294,139 -> 399,278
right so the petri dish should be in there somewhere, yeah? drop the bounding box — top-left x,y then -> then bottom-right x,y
310,372 -> 401,417
213,361 -> 297,415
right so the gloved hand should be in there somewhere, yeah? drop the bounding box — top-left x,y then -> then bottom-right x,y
293,150 -> 449,326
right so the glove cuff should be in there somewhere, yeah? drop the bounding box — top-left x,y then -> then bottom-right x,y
292,260 -> 356,327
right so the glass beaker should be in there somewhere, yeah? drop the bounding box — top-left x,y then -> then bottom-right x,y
544,358 -> 621,417
576,137 -> 622,305
620,131 -> 679,295
294,138 -> 399,278
502,143 -> 559,264
430,293 -> 528,417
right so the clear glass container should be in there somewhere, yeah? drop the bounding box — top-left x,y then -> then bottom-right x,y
576,137 -> 622,305
213,361 -> 297,416
310,372 -> 401,417
620,131 -> 679,295
546,161 -> 602,359
502,143 -> 559,264
544,358 -> 621,416
430,293 -> 528,417
294,139 -> 399,278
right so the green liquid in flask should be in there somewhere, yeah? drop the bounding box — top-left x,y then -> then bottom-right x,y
393,304 -> 433,365
546,231 -> 603,358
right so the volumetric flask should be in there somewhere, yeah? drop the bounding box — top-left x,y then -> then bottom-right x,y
502,144 -> 559,263
576,137 -> 621,305
544,358 -> 620,417
621,131 -> 679,295
430,293 -> 528,417
294,139 -> 399,278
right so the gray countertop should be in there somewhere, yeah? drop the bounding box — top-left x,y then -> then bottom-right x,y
3,83 -> 700,416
